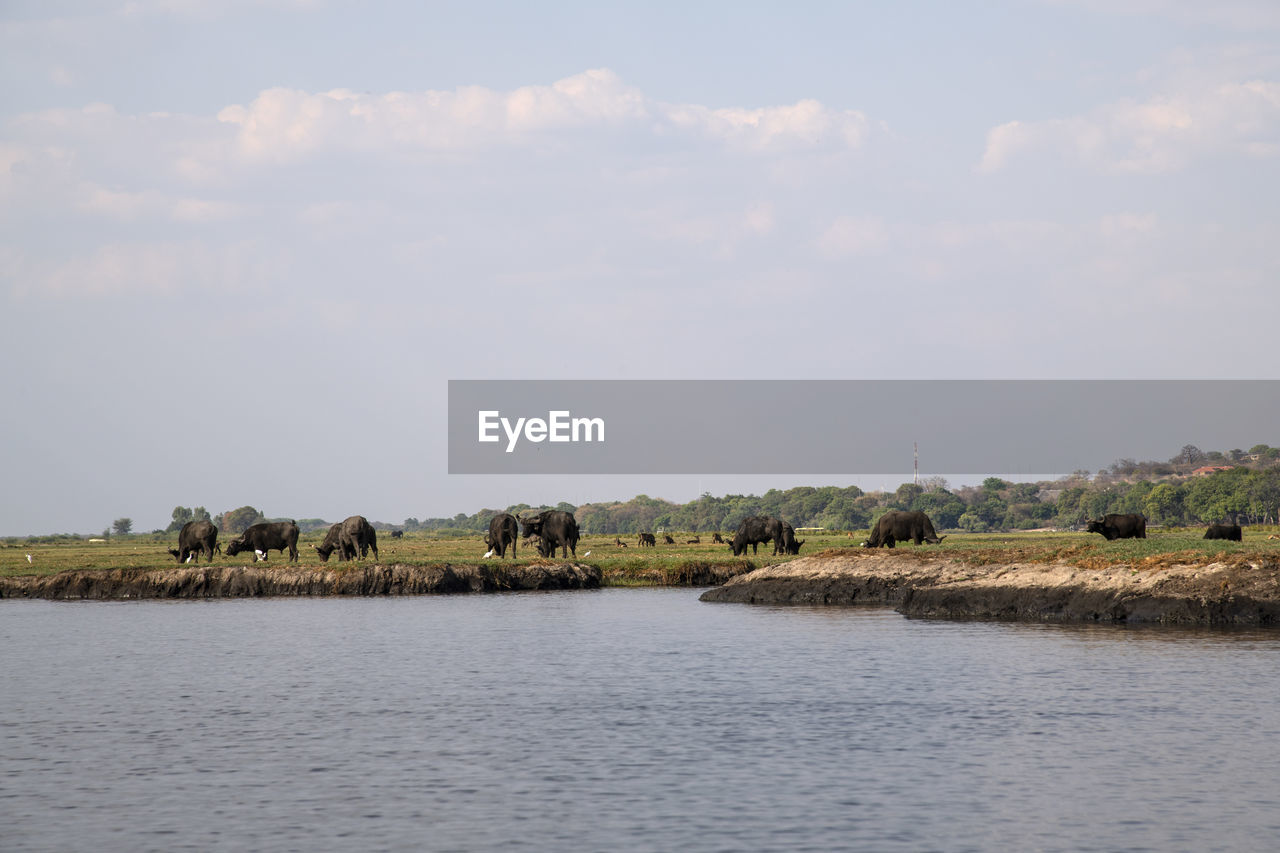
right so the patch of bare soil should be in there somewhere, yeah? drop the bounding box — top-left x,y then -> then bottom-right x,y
701,552 -> 1280,625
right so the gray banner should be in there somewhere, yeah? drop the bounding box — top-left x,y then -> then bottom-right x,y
448,380 -> 1280,474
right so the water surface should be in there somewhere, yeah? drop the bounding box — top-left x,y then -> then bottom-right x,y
3,590 -> 1278,851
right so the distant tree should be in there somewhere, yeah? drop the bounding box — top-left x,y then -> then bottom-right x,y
167,506 -> 194,533
1179,444 -> 1204,466
221,506 -> 265,535
112,518 -> 133,536
1143,483 -> 1183,525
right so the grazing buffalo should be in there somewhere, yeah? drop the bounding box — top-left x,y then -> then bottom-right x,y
168,519 -> 218,564
731,516 -> 784,556
779,521 -> 804,555
225,520 -> 300,562
863,511 -> 945,548
1204,523 -> 1243,542
314,514 -> 373,560
315,522 -> 358,562
663,535 -> 676,545
1084,514 -> 1147,541
521,510 -> 580,559
484,513 -> 519,559
712,532 -> 725,544
638,533 -> 656,547
390,530 -> 404,539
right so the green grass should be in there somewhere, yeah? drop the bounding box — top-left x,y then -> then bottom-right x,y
3,527 -> 1277,582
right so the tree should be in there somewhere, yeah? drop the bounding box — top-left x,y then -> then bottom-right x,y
1143,483 -> 1182,525
1179,444 -> 1204,466
112,518 -> 133,536
221,506 -> 265,535
167,506 -> 194,533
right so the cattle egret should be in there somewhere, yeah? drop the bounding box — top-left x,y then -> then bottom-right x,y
483,549 -> 494,559
254,549 -> 267,561
583,550 -> 591,557
26,554 -> 33,563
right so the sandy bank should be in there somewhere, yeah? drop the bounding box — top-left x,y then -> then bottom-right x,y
0,562 -> 601,600
699,551 -> 1280,625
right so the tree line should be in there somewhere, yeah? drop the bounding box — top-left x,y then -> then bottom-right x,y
399,443 -> 1280,535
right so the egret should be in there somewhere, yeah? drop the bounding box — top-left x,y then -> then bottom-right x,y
483,549 -> 494,559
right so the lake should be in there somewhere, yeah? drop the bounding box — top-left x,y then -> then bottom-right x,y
2,589 -> 1278,851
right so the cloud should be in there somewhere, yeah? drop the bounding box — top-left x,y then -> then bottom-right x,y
215,69 -> 870,162
7,240 -> 279,299
816,216 -> 890,258
978,80 -> 1280,173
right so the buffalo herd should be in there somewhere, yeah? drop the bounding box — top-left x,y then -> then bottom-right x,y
167,506 -> 1254,566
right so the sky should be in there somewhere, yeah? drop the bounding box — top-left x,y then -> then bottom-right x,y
2,0 -> 1279,535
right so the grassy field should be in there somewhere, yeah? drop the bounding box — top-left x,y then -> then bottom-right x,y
2,527 -> 1278,583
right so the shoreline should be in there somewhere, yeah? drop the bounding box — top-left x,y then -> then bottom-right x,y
699,551 -> 1280,625
0,562 -> 603,599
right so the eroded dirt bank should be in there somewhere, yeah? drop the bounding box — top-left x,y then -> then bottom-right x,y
699,551 -> 1280,625
0,563 -> 601,600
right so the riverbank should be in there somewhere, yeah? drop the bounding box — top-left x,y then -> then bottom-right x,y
0,562 -> 602,599
699,551 -> 1280,625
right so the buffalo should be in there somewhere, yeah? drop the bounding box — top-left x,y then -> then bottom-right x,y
1204,523 -> 1243,542
686,536 -> 701,544
863,511 -> 945,548
614,538 -> 628,548
730,516 -> 784,556
521,510 -> 580,559
779,521 -> 805,555
390,530 -> 404,539
638,533 -> 656,547
712,532 -> 725,544
315,516 -> 378,562
1084,514 -> 1147,541
315,522 -> 358,562
484,513 -> 519,559
663,535 -> 676,545
168,519 -> 218,563
225,520 -> 301,562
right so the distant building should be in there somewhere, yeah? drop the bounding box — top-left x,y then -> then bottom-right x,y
1192,465 -> 1235,477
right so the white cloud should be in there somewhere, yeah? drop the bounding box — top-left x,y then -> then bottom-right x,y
979,80 -> 1280,173
215,69 -> 870,162
8,240 -> 278,298
816,216 -> 890,258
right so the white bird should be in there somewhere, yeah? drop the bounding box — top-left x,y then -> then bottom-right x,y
583,550 -> 591,557
483,549 -> 494,559
26,554 -> 33,563
254,549 -> 267,562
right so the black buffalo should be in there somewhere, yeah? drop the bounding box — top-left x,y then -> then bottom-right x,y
225,520 -> 301,562
663,535 -> 676,545
863,511 -> 945,548
1204,523 -> 1242,542
712,532 -> 725,544
390,530 -> 404,539
686,536 -> 701,544
168,519 -> 218,563
485,513 -> 519,559
521,510 -> 580,559
731,516 -> 784,556
779,521 -> 805,555
638,533 -> 656,547
1084,514 -> 1147,541
315,522 -> 358,562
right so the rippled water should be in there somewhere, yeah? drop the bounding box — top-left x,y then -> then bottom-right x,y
3,589 -> 1279,851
